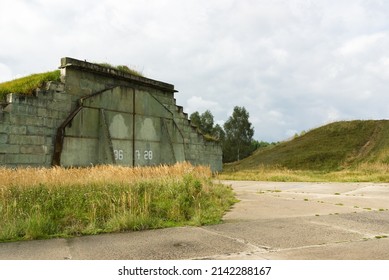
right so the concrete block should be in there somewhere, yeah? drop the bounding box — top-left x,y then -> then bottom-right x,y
47,100 -> 72,112
37,108 -> 48,117
31,98 -> 48,108
45,154 -> 53,165
9,115 -> 43,126
27,126 -> 51,135
4,154 -> 46,164
53,91 -> 70,101
0,134 -> 8,144
0,123 -> 27,134
56,110 -> 70,120
0,144 -> 19,153
46,81 -> 65,92
46,136 -> 55,146
25,116 -> 44,127
25,105 -> 38,115
20,145 -> 47,154
10,126 -> 27,134
43,118 -> 57,128
0,112 -> 9,123
8,135 -> 45,145
10,104 -> 38,115
45,110 -> 57,119
36,91 -> 54,100
48,110 -> 62,119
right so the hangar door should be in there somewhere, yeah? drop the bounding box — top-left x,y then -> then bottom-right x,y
54,86 -> 185,167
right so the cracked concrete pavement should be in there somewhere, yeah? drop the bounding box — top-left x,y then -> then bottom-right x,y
1,180 -> 389,260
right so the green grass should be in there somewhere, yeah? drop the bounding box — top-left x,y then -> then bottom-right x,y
0,70 -> 60,101
0,164 -> 237,242
219,164 -> 389,182
375,235 -> 388,239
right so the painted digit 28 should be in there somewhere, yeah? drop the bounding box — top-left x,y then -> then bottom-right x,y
114,149 -> 124,161
144,150 -> 153,160
134,150 -> 153,160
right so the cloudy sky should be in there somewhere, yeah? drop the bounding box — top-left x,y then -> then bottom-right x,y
1,0 -> 389,142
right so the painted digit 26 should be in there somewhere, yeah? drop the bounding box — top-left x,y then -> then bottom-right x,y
114,149 -> 124,161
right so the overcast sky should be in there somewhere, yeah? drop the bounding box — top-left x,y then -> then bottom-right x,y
1,0 -> 389,142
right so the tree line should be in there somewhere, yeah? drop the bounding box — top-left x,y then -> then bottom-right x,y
190,106 -> 273,163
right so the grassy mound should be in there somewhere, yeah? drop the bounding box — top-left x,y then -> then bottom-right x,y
221,120 -> 389,182
0,70 -> 61,101
0,163 -> 236,242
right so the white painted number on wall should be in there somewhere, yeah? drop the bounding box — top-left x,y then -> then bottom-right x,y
144,150 -> 153,160
135,150 -> 153,161
114,149 -> 124,161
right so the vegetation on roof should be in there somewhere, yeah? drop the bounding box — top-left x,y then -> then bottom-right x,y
0,70 -> 60,101
0,62 -> 142,102
97,62 -> 143,77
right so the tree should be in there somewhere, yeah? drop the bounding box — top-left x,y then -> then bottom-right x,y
190,110 -> 215,136
189,111 -> 201,128
213,124 -> 225,141
200,110 -> 214,135
223,106 -> 254,162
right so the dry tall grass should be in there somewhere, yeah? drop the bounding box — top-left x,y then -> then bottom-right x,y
0,162 -> 211,188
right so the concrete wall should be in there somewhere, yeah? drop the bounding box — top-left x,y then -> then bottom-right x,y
0,57 -> 222,171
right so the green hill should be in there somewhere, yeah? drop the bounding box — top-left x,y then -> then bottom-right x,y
224,120 -> 389,173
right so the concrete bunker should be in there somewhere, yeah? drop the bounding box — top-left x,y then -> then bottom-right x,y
0,58 -> 222,171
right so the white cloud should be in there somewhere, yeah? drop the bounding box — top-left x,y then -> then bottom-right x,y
0,63 -> 12,82
285,129 -> 298,139
185,96 -> 221,115
2,0 -> 389,141
337,33 -> 386,56
366,56 -> 389,80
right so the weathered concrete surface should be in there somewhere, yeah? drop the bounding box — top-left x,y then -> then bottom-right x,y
0,58 -> 222,171
1,181 -> 389,260
213,181 -> 389,260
